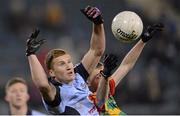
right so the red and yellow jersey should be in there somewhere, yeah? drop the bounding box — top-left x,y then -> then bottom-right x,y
89,78 -> 126,115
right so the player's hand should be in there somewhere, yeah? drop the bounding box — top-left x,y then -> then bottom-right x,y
141,23 -> 164,43
80,5 -> 104,25
26,29 -> 45,56
100,54 -> 118,79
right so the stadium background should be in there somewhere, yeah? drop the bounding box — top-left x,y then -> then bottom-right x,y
0,0 -> 179,114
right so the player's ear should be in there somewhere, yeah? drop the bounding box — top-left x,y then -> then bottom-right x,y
49,69 -> 55,77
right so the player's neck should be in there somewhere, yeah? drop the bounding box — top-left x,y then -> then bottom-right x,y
10,104 -> 28,115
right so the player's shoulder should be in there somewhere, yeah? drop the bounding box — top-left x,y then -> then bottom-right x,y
74,63 -> 89,81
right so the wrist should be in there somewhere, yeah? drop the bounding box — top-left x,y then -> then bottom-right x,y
26,50 -> 35,56
141,32 -> 152,43
26,52 -> 34,56
93,17 -> 104,25
100,70 -> 109,80
141,38 -> 148,43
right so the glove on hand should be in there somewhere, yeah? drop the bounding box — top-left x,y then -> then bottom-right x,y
26,29 -> 45,56
80,5 -> 104,25
141,23 -> 164,43
100,54 -> 118,79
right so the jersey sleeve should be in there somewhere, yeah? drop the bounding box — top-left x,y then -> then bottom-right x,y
43,86 -> 61,107
108,77 -> 116,96
74,63 -> 89,81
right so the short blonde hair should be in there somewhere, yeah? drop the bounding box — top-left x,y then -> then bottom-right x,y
45,49 -> 68,70
5,77 -> 27,91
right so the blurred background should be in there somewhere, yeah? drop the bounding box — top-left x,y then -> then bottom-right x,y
0,0 -> 179,114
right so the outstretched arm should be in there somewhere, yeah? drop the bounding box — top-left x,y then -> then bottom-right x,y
95,23 -> 164,108
112,39 -> 145,86
26,29 -> 56,101
80,6 -> 105,79
112,23 -> 164,87
96,54 -> 118,107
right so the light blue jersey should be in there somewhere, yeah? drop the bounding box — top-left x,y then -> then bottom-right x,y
43,63 -> 99,115
31,110 -> 46,115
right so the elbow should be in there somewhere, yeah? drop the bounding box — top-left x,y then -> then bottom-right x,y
122,62 -> 135,71
95,48 -> 104,56
129,63 -> 136,71
128,65 -> 134,71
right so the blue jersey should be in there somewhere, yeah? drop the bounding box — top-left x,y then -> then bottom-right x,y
42,63 -> 99,115
30,110 -> 46,115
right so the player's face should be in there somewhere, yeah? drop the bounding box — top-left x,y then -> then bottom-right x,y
88,66 -> 104,92
5,83 -> 29,108
50,54 -> 75,83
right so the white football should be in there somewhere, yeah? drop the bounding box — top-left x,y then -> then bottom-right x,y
111,11 -> 143,42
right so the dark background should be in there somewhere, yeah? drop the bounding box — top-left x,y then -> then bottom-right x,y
0,0 -> 179,114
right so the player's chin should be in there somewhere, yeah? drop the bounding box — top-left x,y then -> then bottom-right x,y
67,74 -> 75,81
14,102 -> 24,107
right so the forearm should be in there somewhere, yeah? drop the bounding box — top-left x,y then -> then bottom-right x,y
113,23 -> 164,86
90,24 -> 105,56
81,24 -> 105,75
28,55 -> 49,89
81,6 -> 105,54
113,39 -> 146,86
96,78 -> 109,107
121,39 -> 145,68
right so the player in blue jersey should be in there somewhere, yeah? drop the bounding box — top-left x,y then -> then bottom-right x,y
5,77 -> 46,115
26,5 -> 105,115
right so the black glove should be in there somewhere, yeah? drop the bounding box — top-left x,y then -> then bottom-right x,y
141,23 -> 164,43
80,5 -> 104,25
100,54 -> 118,79
26,29 -> 45,56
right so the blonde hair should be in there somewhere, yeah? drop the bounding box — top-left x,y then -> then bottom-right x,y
5,77 -> 27,91
45,49 -> 68,70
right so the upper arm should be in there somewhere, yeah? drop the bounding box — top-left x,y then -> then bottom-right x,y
81,24 -> 105,82
42,85 -> 61,107
81,49 -> 102,75
40,83 -> 58,104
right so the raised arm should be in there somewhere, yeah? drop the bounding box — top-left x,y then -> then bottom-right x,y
26,29 -> 56,101
96,54 -> 118,107
80,6 -> 105,79
95,23 -> 164,108
112,23 -> 164,87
